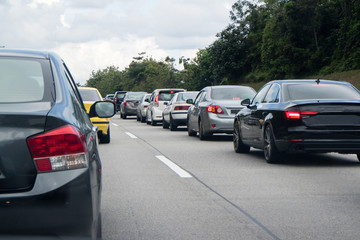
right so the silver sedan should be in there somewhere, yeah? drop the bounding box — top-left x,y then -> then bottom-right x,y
187,85 -> 256,140
162,91 -> 199,131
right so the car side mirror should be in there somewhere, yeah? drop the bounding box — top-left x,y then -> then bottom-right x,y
89,101 -> 116,118
241,98 -> 251,106
186,99 -> 194,104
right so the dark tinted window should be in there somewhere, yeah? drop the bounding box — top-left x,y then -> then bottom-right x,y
252,84 -> 271,105
263,84 -> 280,103
0,58 -> 45,102
211,87 -> 256,100
79,89 -> 102,101
285,83 -> 360,101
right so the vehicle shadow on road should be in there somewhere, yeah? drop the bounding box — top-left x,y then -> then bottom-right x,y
246,149 -> 360,167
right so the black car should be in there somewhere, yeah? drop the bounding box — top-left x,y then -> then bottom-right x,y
114,91 -> 127,112
0,49 -> 115,239
233,79 -> 360,163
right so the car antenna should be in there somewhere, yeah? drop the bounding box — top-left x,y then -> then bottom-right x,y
315,78 -> 320,85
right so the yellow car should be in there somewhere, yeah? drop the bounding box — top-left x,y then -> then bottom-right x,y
78,87 -> 111,143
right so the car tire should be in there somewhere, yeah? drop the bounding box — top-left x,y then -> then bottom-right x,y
199,119 -> 210,140
357,153 -> 360,162
141,115 -> 146,123
151,112 -> 157,126
136,114 -> 140,121
99,127 -> 110,144
97,213 -> 102,240
162,115 -> 169,129
233,120 -> 250,153
187,118 -> 196,136
123,113 -> 127,119
170,115 -> 177,131
263,124 -> 281,163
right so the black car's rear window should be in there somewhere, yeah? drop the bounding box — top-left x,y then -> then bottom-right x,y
0,58 -> 45,102
211,87 -> 256,100
285,83 -> 360,101
79,89 -> 102,101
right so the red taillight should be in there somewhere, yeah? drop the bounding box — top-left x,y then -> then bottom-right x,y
124,101 -> 128,106
285,111 -> 318,119
155,95 -> 159,103
174,106 -> 190,111
207,105 -> 224,114
114,97 -> 118,104
27,125 -> 88,173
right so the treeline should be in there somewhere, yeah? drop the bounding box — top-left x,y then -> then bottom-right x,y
86,0 -> 360,96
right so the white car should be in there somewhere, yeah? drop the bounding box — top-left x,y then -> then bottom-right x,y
146,88 -> 185,126
136,93 -> 151,122
162,91 -> 199,131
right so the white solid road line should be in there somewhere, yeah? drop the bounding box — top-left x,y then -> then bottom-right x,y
156,155 -> 192,178
125,132 -> 138,139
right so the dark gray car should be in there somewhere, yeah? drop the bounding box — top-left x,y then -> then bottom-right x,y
120,92 -> 147,119
0,49 -> 115,239
187,85 -> 256,140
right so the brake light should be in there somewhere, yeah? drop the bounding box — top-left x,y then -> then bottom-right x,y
114,97 -> 117,104
155,95 -> 159,103
174,106 -> 190,111
124,101 -> 128,106
285,111 -> 318,119
207,105 -> 224,114
27,125 -> 88,173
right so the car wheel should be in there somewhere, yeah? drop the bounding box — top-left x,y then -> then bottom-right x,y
170,115 -> 177,131
233,120 -> 250,153
141,115 -> 146,123
97,213 -> 102,239
263,124 -> 280,163
136,114 -> 140,121
187,118 -> 196,136
199,119 -> 210,140
162,115 -> 169,129
357,153 -> 360,162
151,112 -> 157,126
99,127 -> 110,144
123,113 -> 127,119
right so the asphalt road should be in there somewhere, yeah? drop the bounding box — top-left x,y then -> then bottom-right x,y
99,114 -> 360,240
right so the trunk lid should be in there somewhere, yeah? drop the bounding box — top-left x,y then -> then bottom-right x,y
0,103 -> 50,193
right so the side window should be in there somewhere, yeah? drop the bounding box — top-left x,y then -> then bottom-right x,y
252,84 -> 271,105
194,91 -> 204,105
63,62 -> 84,108
263,84 -> 280,103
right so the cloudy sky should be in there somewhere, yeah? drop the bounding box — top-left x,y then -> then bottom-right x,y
1,0 -> 236,84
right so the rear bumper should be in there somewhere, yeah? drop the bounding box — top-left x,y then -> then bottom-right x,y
206,114 -> 234,134
124,107 -> 137,116
277,139 -> 360,154
171,112 -> 187,126
0,169 -> 99,238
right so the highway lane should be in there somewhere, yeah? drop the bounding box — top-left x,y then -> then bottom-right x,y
100,114 -> 360,240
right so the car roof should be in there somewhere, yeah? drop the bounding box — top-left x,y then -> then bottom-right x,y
269,79 -> 349,86
0,48 -> 51,59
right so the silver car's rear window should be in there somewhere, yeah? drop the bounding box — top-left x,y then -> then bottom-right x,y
211,87 -> 256,100
0,59 -> 45,102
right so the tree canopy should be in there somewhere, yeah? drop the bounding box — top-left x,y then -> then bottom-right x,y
86,0 -> 360,96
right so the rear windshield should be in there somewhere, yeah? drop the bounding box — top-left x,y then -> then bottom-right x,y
285,83 -> 360,101
0,58 -> 45,102
79,89 -> 102,101
211,87 -> 256,100
126,92 -> 146,100
159,91 -> 181,101
116,92 -> 126,100
178,92 -> 198,102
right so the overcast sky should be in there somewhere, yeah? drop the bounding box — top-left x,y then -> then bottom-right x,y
1,0 -> 236,84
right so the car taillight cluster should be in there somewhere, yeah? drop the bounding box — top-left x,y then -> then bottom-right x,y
27,125 -> 88,173
207,105 -> 224,114
174,106 -> 190,111
285,111 -> 318,119
114,97 -> 117,103
124,101 -> 128,106
155,95 -> 159,103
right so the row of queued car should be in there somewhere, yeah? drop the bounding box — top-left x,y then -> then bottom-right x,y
119,80 -> 360,164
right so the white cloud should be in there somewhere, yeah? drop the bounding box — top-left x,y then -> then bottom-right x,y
1,0 -> 236,84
